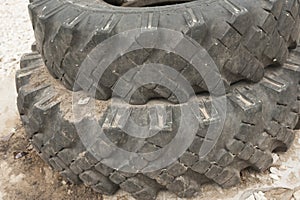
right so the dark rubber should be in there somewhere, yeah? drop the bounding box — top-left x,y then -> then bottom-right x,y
16,47 -> 300,199
28,0 -> 300,104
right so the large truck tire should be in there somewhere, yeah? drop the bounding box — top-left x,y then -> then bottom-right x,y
16,47 -> 300,199
28,0 -> 300,104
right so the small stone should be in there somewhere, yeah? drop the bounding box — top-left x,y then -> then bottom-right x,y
253,191 -> 267,200
62,180 -> 67,185
272,153 -> 279,164
270,174 -> 280,181
67,190 -> 72,195
14,152 -> 28,159
270,167 -> 280,174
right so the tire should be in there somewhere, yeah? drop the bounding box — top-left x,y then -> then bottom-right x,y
16,48 -> 299,199
28,0 -> 300,104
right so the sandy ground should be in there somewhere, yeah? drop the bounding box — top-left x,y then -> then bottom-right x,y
1,0 -> 300,200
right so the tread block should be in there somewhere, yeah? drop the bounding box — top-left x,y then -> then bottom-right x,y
20,52 -> 43,69
252,151 -> 273,171
120,177 -> 144,193
34,91 -> 60,112
103,105 -> 174,137
49,157 -> 67,171
155,171 -> 174,186
60,169 -> 81,184
261,75 -> 288,93
191,100 -> 220,129
225,139 -> 245,155
191,159 -> 211,174
221,169 -> 241,188
95,162 -> 114,176
31,133 -> 46,151
213,168 -> 239,186
204,165 -> 222,179
80,170 -> 103,186
16,65 -> 43,93
17,84 -> 50,115
166,162 -> 187,177
179,152 -> 199,167
109,171 -> 127,184
182,7 -> 208,43
92,179 -> 119,195
237,143 -> 255,161
229,87 -> 262,114
39,3 -> 67,20
242,26 -> 269,59
286,50 -> 300,70
224,45 -> 264,82
215,149 -> 235,167
132,187 -> 160,200
263,30 -> 282,60
80,169 -> 118,195
141,12 -> 160,30
278,11 -> 295,41
219,0 -> 250,34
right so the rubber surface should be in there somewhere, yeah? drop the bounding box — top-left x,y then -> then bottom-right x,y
16,47 -> 300,199
28,0 -> 300,104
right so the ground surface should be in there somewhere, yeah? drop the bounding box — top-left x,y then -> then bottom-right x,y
1,0 -> 300,199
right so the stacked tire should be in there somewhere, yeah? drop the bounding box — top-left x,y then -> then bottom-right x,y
17,0 -> 300,199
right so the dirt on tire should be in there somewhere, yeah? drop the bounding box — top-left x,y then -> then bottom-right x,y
15,48 -> 300,199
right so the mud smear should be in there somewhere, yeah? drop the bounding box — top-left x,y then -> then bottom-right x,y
0,69 -> 300,200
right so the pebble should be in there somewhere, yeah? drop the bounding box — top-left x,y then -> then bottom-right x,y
270,174 -> 280,181
272,153 -> 279,164
270,167 -> 280,174
14,152 -> 28,159
253,191 -> 267,200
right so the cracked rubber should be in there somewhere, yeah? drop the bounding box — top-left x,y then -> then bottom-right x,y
16,47 -> 300,199
28,0 -> 300,104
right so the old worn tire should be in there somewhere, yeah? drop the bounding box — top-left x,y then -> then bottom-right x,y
28,0 -> 300,104
16,46 -> 299,199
